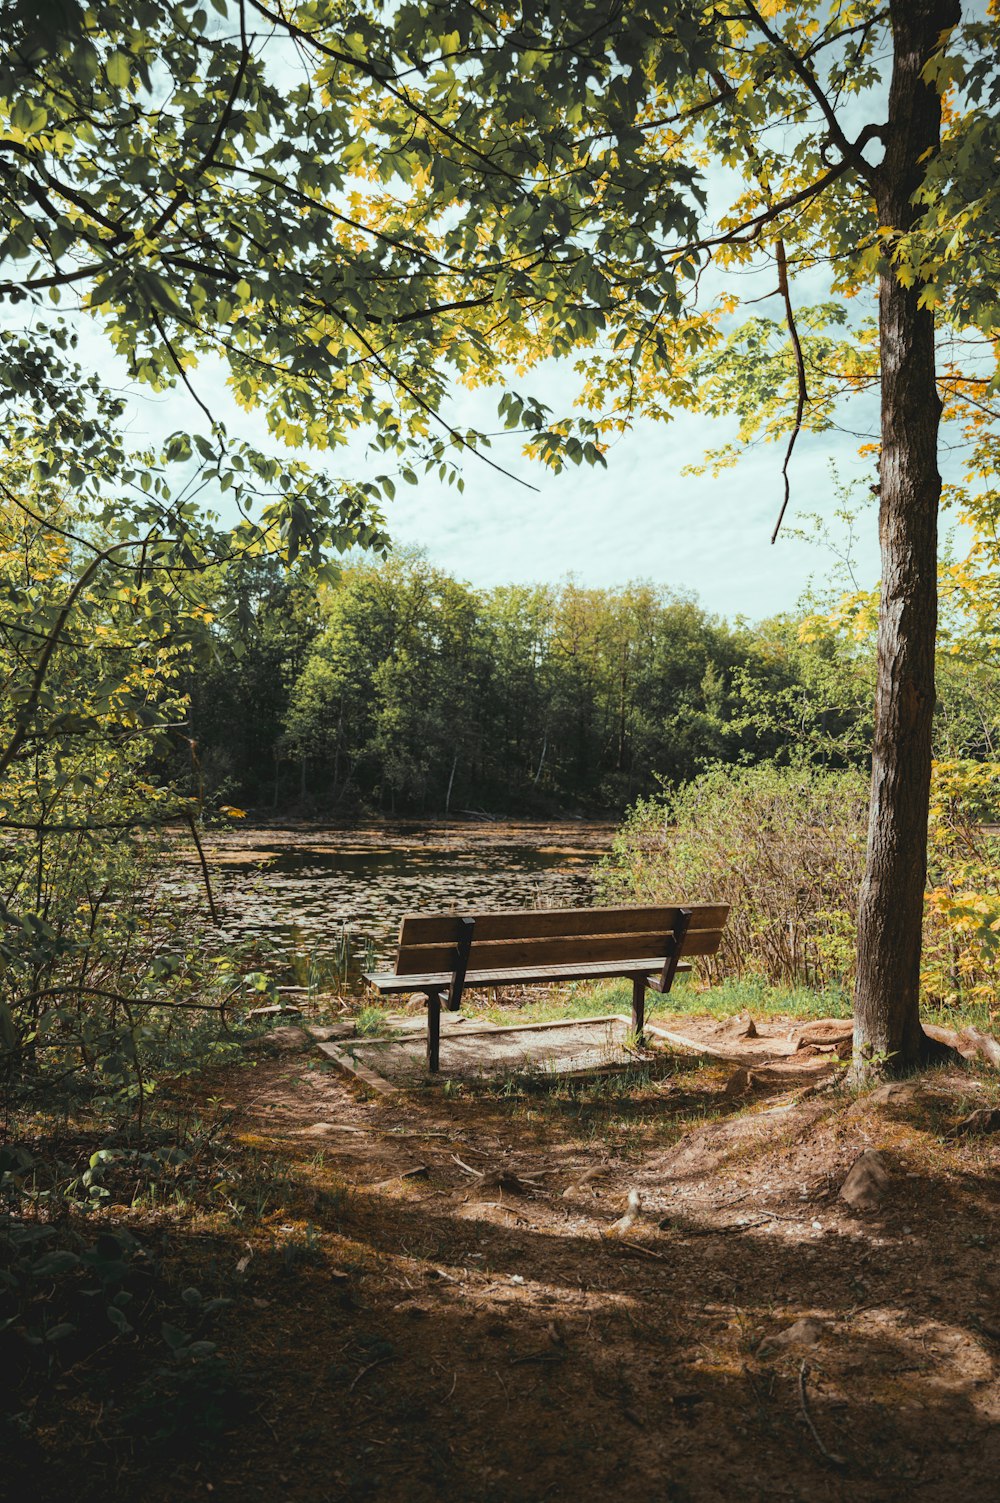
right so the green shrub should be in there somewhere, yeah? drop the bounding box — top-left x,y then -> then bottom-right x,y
598,763 -> 869,989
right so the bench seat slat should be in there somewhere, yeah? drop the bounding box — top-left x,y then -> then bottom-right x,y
363,957 -> 694,994
398,903 -> 728,946
396,927 -> 724,975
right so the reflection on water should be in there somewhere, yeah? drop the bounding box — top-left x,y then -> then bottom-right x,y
164,821 -> 614,990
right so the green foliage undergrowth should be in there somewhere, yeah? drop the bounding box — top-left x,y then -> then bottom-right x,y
599,762 -> 868,990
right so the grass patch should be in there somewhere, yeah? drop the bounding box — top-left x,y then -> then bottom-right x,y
464,984 -> 638,1026
353,1004 -> 390,1037
653,974 -> 853,1021
462,973 -> 853,1028
463,972 -> 998,1034
922,996 -> 997,1032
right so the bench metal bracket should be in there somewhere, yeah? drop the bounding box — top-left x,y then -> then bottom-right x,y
659,907 -> 692,995
633,909 -> 693,1042
445,917 -> 475,1013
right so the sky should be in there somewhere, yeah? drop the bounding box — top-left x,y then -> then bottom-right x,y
338,396 -> 881,622
77,308 -> 886,626
23,11 -> 981,628
50,48 -> 902,626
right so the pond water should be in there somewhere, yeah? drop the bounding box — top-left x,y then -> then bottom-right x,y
164,820 -> 616,992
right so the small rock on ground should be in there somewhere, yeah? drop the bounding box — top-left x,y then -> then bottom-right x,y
723,1067 -> 753,1097
949,1107 -> 1000,1137
839,1148 -> 890,1211
867,1081 -> 921,1107
252,1025 -> 312,1053
769,1316 -> 828,1350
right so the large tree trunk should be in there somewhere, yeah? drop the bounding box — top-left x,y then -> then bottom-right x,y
853,0 -> 960,1075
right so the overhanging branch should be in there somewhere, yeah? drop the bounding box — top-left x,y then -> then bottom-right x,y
771,237 -> 808,545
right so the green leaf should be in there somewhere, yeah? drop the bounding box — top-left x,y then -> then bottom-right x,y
106,52 -> 131,89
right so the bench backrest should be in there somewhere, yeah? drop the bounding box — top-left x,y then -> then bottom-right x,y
393,903 -> 729,976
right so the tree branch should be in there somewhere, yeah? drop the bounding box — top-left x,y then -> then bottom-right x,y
337,310 -> 541,491
743,0 -> 880,186
771,237 -> 808,545
143,0 -> 252,243
671,158 -> 854,264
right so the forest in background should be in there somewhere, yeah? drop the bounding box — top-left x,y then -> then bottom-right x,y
185,544 -> 1000,818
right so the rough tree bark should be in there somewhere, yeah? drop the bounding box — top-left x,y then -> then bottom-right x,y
853,0 -> 961,1075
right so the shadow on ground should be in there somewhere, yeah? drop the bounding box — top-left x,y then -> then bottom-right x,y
7,1037 -> 1000,1503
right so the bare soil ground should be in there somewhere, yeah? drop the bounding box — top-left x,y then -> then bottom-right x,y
114,1014 -> 1000,1503
157,1022 -> 998,1503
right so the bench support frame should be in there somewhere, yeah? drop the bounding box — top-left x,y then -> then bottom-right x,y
447,917 -> 475,1013
425,989 -> 442,1072
631,907 -> 693,1043
630,975 -> 647,1040
424,917 -> 475,1072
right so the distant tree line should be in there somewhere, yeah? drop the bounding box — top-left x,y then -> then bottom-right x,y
183,551 -> 891,817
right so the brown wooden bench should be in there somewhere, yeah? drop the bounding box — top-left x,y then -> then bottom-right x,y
363,902 -> 729,1072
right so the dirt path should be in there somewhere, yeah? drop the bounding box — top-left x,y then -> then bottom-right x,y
147,1027 -> 1000,1503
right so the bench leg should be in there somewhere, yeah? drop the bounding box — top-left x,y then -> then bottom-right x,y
631,977 -> 646,1043
426,990 -> 441,1073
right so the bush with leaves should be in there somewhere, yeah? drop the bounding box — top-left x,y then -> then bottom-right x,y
601,760 -> 1000,1014
924,759 -> 1000,1015
1,1136 -> 244,1495
598,763 -> 869,991
0,345 -> 305,1113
